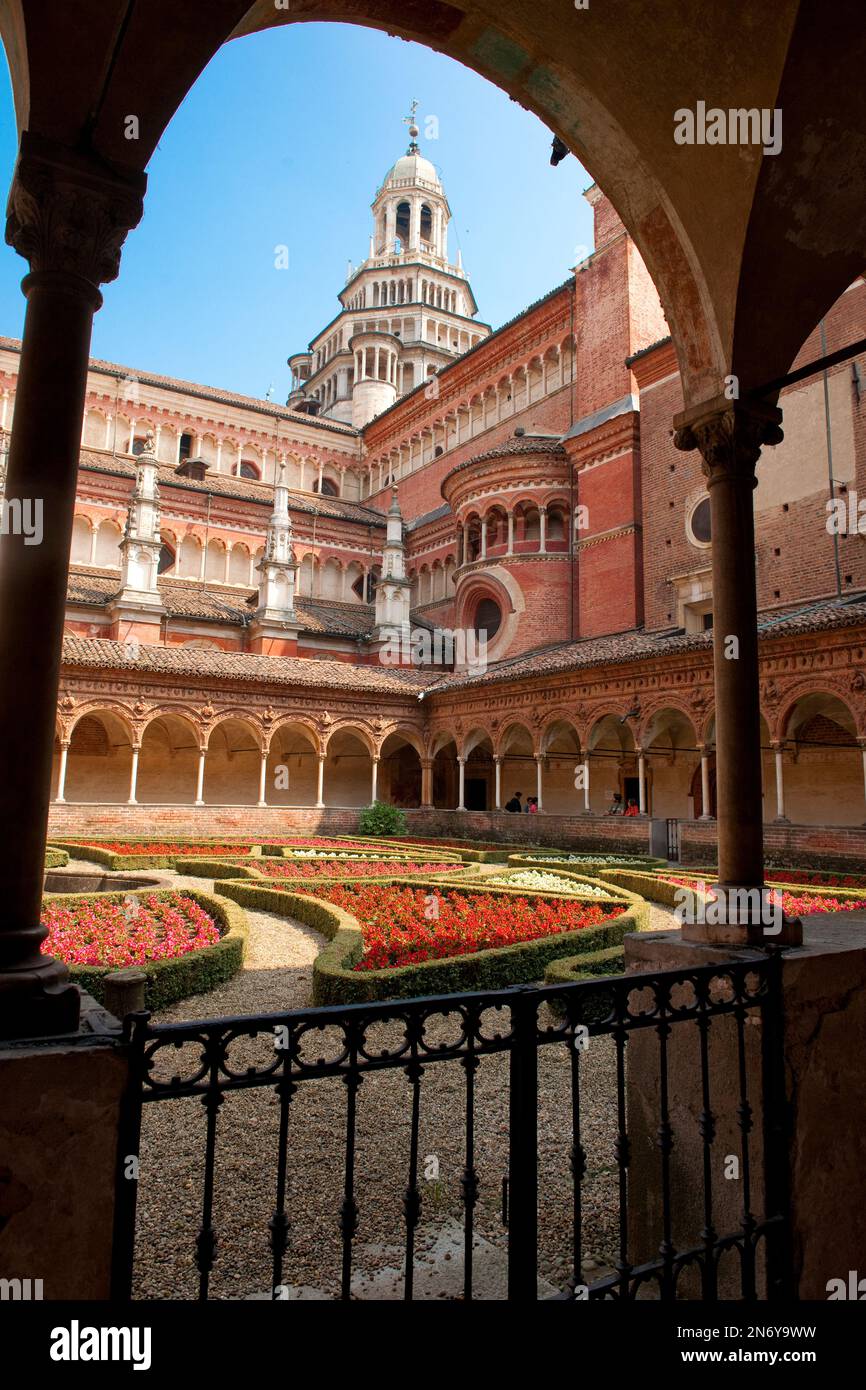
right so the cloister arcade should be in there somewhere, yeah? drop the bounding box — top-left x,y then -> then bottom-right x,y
361,339 -> 575,496
73,400 -> 362,498
49,689 -> 866,827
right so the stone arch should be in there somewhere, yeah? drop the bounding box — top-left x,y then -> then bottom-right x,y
178,532 -> 202,578
71,514 -> 93,565
639,706 -> 700,820
771,689 -> 862,825
205,537 -> 226,582
228,542 -> 250,586
203,716 -> 262,805
137,711 -> 200,805
379,729 -> 422,808
538,717 -> 583,814
266,720 -> 321,807
318,556 -> 343,600
60,707 -> 135,803
585,712 -> 636,814
323,724 -> 375,807
82,407 -> 107,449
94,519 -> 122,568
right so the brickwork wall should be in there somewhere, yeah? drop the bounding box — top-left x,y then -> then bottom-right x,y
681,819 -> 866,873
637,280 -> 866,631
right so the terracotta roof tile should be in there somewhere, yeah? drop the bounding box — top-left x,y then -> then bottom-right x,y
434,597 -> 866,692
61,635 -> 429,692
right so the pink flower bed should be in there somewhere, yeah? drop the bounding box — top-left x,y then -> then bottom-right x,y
41,892 -> 220,968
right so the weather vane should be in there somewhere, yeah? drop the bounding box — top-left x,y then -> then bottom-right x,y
403,98 -> 420,153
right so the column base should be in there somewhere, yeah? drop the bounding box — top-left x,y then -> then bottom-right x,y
773,815 -> 790,824
0,959 -> 81,1041
679,880 -> 803,947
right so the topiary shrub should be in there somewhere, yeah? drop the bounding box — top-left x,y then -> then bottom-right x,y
357,801 -> 408,837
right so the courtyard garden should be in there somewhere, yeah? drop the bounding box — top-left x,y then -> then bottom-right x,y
43,832 -> 866,1301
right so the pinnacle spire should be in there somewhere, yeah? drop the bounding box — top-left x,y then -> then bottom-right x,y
403,98 -> 420,154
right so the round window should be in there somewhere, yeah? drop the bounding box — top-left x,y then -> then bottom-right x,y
473,597 -> 502,641
688,497 -> 712,546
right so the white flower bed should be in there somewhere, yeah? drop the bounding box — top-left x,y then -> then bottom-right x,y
528,855 -> 647,867
288,850 -> 406,860
501,869 -> 614,898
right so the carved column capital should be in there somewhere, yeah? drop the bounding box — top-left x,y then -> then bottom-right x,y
672,396 -> 783,484
5,132 -> 146,289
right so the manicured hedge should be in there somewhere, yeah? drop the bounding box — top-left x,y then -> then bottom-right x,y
44,885 -> 248,1011
44,847 -> 69,869
544,942 -> 627,985
598,868 -> 688,906
216,875 -> 646,1005
174,858 -> 263,881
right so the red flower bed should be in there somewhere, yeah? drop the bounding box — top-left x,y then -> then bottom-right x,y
766,868 -> 866,890
69,840 -> 256,856
41,892 -> 220,968
664,877 -> 866,916
310,883 -> 624,970
254,860 -> 458,880
68,838 -> 383,856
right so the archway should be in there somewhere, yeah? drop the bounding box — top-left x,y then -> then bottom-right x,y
203,718 -> 261,805
379,731 -> 422,809
324,727 -> 374,807
540,719 -> 582,815
138,713 -> 200,804
641,707 -> 699,819
586,713 -> 636,814
432,735 -> 459,810
498,722 -> 536,810
780,693 -> 863,826
61,710 -> 134,803
461,727 -> 494,812
266,722 -> 320,807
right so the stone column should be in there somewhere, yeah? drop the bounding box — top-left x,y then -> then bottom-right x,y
699,745 -> 713,819
127,746 -> 140,806
457,757 -> 466,811
371,756 -> 380,805
421,757 -> 433,809
638,750 -> 647,815
0,134 -> 144,1036
494,756 -> 502,811
538,506 -> 547,554
771,741 -> 787,822
506,510 -> 515,555
55,741 -> 70,804
195,748 -> 206,806
480,518 -> 487,560
535,755 -> 544,812
582,758 -> 591,814
316,754 -> 326,809
674,397 -> 799,945
258,750 -> 268,808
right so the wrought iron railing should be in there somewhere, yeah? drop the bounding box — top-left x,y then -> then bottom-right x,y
112,955 -> 790,1301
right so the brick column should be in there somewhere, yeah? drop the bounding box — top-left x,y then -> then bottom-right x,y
674,397 -> 800,946
0,134 -> 144,1037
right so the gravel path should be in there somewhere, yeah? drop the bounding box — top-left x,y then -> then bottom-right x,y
64,857 -> 678,1299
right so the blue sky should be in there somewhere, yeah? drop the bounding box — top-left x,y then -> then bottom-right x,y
0,22 -> 592,402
